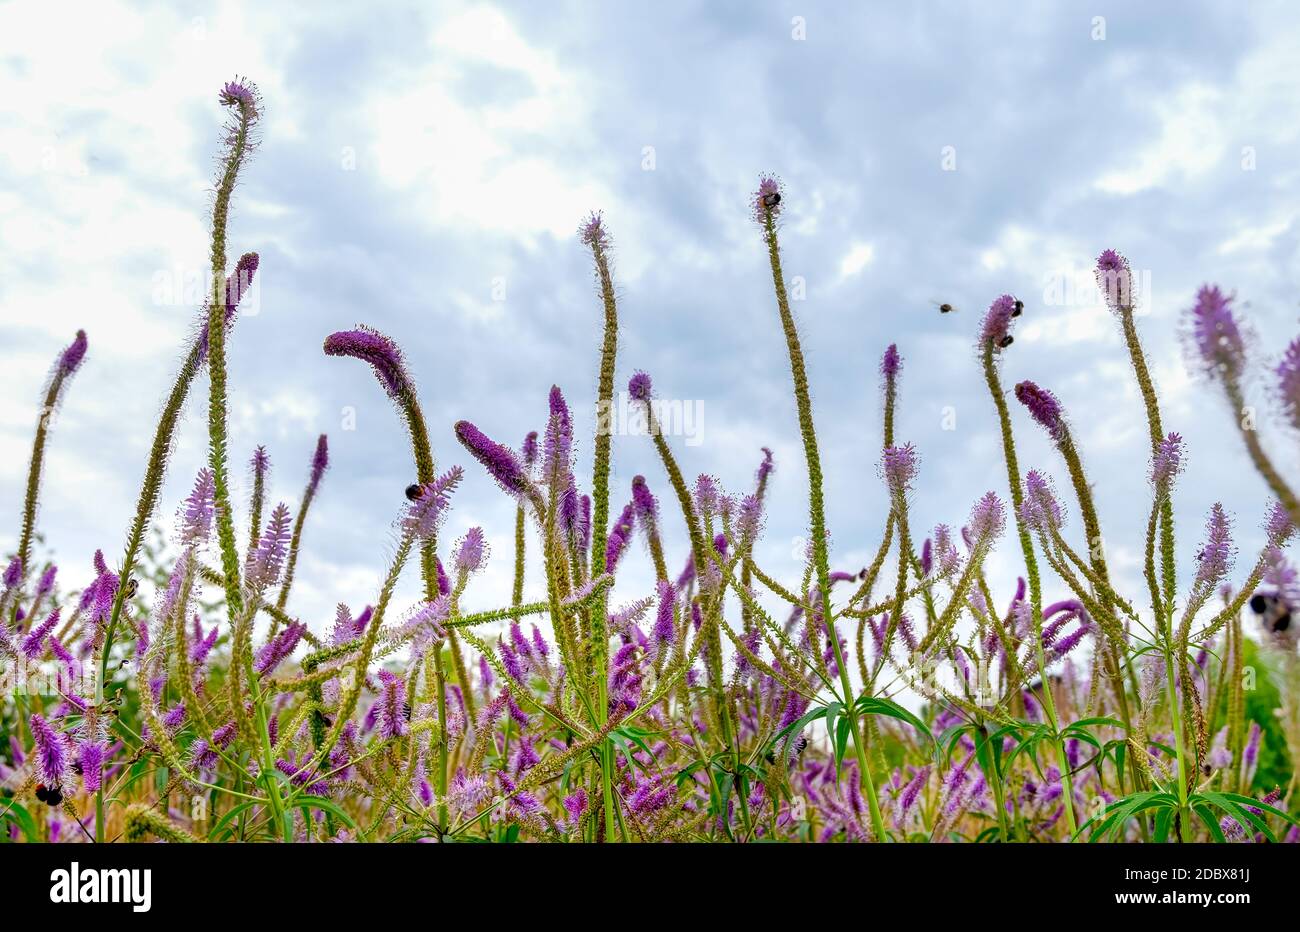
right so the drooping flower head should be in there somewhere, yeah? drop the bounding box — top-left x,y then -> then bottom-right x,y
323,326 -> 412,400
1194,503 -> 1234,591
455,421 -> 531,501
310,434 -> 329,491
881,443 -> 919,499
254,622 -> 306,676
1186,285 -> 1245,379
219,78 -> 260,121
979,294 -> 1019,352
245,503 -> 293,592
1150,432 -> 1184,494
579,211 -> 608,249
179,468 -> 216,545
1276,337 -> 1300,433
1014,381 -> 1066,442
20,609 -> 59,660
968,492 -> 1007,545
1094,249 -> 1134,311
752,173 -> 783,225
755,447 -> 775,489
1020,470 -> 1064,534
197,253 -> 260,364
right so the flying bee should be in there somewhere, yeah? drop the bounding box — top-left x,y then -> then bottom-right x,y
998,335 -> 1015,349
932,301 -> 958,314
124,576 -> 139,599
35,783 -> 63,807
762,191 -> 781,209
1012,298 -> 1024,317
1250,591 -> 1292,634
405,483 -> 422,502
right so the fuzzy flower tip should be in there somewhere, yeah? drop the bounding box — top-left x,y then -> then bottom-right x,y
2,558 -> 21,589
1187,285 -> 1245,378
980,294 -> 1019,350
969,492 -> 1006,544
753,173 -> 783,223
579,211 -> 608,249
455,527 -> 487,576
1095,249 -> 1133,311
59,330 -> 88,377
251,445 -> 270,479
628,371 -> 653,402
246,503 -> 292,591
521,430 -> 539,468
1151,432 -> 1184,492
881,443 -> 919,498
1021,470 -> 1063,533
455,421 -> 530,500
881,343 -> 901,381
1195,503 -> 1234,590
219,78 -> 259,118
1014,381 -> 1066,441
310,434 -> 329,489
1276,337 -> 1300,433
323,326 -> 411,400
404,467 -> 462,541
180,468 -> 216,545
29,713 -> 68,785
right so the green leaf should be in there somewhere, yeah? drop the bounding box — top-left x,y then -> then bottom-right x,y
855,695 -> 935,750
294,795 -> 358,833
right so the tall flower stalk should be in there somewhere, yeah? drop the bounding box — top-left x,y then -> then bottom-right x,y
756,176 -> 886,841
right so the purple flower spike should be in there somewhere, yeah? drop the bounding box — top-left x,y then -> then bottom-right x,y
455,527 -> 487,576
21,609 -> 59,660
245,503 -> 293,591
756,447 -> 775,487
310,434 -> 329,490
455,421 -> 531,501
628,371 -> 653,402
375,670 -> 406,740
1014,381 -> 1066,442
255,621 -> 306,676
652,579 -> 676,654
1020,470 -> 1064,533
35,565 -> 57,598
969,492 -> 1006,544
323,326 -> 411,400
1151,432 -> 1184,492
980,294 -> 1019,350
1277,338 -> 1300,433
1194,503 -> 1233,590
77,741 -> 107,793
1266,501 -> 1294,546
881,343 -> 901,381
1095,249 -> 1134,311
544,386 -> 573,483
1187,285 -> 1245,378
404,466 -> 463,542
521,430 -> 539,469
881,443 -> 919,498
219,78 -> 259,118
2,558 -> 21,590
753,173 -> 783,224
180,468 -> 216,545
29,713 -> 68,785
736,493 -> 763,547
579,211 -> 608,249
59,330 -> 88,377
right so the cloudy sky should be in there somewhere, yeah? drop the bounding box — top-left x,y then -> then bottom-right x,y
3,0 -> 1300,648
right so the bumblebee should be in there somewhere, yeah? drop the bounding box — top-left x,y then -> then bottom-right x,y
1250,591 -> 1292,634
405,483 -> 422,502
998,335 -> 1014,349
1012,299 -> 1024,317
762,191 -> 781,209
35,783 -> 63,807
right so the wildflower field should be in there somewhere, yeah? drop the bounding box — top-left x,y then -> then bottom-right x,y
1,77 -> 1298,852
